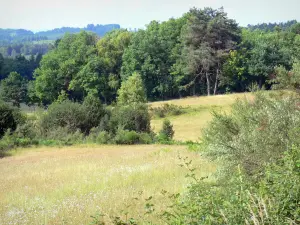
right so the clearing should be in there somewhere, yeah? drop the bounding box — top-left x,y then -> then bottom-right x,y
0,145 -> 216,224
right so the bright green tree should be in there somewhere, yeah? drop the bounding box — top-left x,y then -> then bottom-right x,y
95,29 -> 132,101
221,49 -> 250,92
121,18 -> 187,100
33,31 -> 98,104
117,72 -> 147,105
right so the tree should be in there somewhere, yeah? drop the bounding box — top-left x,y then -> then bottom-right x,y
33,31 -> 98,104
241,29 -> 296,89
221,49 -> 250,92
117,72 -> 147,105
0,72 -> 27,107
95,29 -> 132,101
0,101 -> 23,138
176,7 -> 240,96
159,119 -> 175,141
83,94 -> 105,132
121,18 -> 187,100
0,55 -> 38,81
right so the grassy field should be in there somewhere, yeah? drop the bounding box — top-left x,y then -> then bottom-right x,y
151,93 -> 253,141
0,93 -> 259,224
0,145 -> 216,224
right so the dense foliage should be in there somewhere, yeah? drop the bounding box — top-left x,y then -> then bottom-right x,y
0,76 -> 154,154
160,93 -> 300,224
160,147 -> 299,224
0,101 -> 23,138
0,72 -> 28,106
1,8 -> 300,106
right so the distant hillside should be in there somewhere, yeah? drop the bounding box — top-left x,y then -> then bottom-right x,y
35,24 -> 121,40
0,24 -> 121,44
0,24 -> 121,57
0,28 -> 48,45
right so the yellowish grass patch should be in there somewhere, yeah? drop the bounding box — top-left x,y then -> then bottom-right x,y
149,93 -> 253,108
150,93 -> 249,141
0,145 -> 216,224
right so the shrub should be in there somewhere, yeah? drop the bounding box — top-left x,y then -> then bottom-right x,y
14,116 -> 38,140
202,93 -> 300,175
162,147 -> 300,225
114,129 -> 140,144
109,103 -> 151,133
0,101 -> 24,138
150,104 -> 185,118
138,132 -> 154,144
39,127 -> 84,146
0,130 -> 37,157
272,60 -> 300,91
87,128 -> 112,144
99,114 -> 111,132
39,100 -> 86,134
82,95 -> 106,133
113,129 -> 153,145
158,119 -> 174,142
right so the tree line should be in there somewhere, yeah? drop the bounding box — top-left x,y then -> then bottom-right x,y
1,7 -> 300,106
0,43 -> 51,58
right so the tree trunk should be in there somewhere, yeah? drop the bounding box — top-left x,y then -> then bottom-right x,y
206,72 -> 211,96
193,82 -> 196,96
214,69 -> 219,95
258,77 -> 263,90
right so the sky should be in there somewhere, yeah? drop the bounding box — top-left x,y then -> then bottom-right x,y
1,0 -> 300,31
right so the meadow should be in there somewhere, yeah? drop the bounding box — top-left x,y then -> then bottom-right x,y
151,93 -> 253,141
0,145 -> 216,224
0,93 -> 252,224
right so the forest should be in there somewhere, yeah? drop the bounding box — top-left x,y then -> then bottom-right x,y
0,7 -> 299,225
1,8 -> 300,106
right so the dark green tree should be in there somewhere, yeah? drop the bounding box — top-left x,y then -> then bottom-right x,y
0,72 -> 28,107
175,7 -> 240,96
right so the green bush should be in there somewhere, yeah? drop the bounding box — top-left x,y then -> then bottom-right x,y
150,104 -> 186,118
109,103 -> 151,133
162,147 -> 300,225
113,129 -> 153,145
14,116 -> 38,140
138,132 -> 154,144
87,128 -> 112,144
0,101 -> 24,138
0,130 -> 37,157
39,99 -> 106,135
82,95 -> 106,133
202,93 -> 300,175
158,119 -> 174,142
99,114 -> 111,132
39,127 -> 84,146
39,100 -> 86,134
